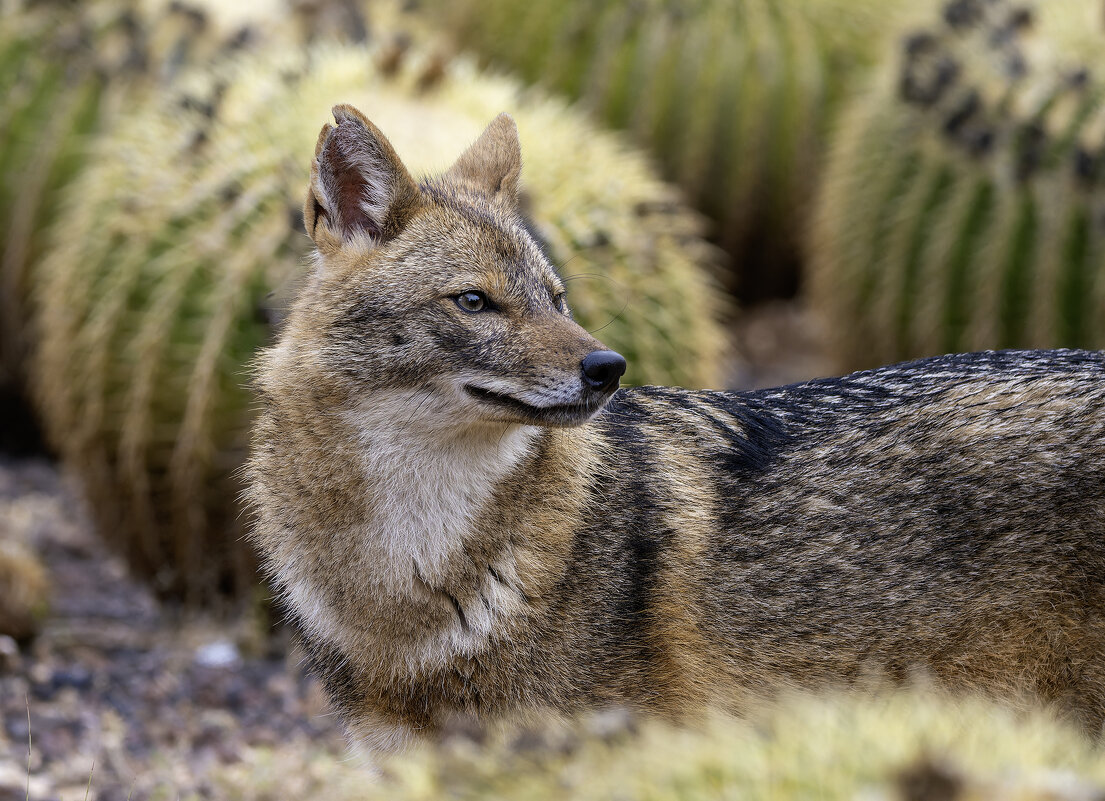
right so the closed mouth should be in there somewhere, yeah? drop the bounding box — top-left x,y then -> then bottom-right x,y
464,384 -> 612,425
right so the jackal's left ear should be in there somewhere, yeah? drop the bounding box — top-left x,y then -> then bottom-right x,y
304,104 -> 423,254
444,113 -> 521,208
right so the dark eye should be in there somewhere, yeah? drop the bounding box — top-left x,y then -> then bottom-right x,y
554,291 -> 568,312
455,291 -> 489,312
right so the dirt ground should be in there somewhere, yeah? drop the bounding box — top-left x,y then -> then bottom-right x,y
0,458 -> 348,800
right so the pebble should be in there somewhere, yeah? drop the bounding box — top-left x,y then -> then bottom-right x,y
194,639 -> 241,669
0,634 -> 18,670
0,763 -> 54,801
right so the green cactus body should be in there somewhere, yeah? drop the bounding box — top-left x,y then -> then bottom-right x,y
936,178 -> 995,353
810,0 -> 1105,371
0,0 -> 311,384
33,42 -> 727,603
435,0 -> 909,303
0,4 -> 104,375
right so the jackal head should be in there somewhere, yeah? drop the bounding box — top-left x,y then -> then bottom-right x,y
290,104 -> 624,428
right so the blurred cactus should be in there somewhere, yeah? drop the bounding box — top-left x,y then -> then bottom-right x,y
0,0 -> 267,382
32,41 -> 727,603
1,0 -> 119,380
0,0 -> 385,390
211,691 -> 1105,800
809,0 -> 1105,371
434,0 -> 911,303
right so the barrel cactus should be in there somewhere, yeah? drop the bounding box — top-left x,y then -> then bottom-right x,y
1,0 -> 130,379
32,41 -> 727,603
211,691 -> 1105,801
809,0 -> 1105,371
434,0 -> 911,303
0,0 -> 385,388
0,0 -> 251,379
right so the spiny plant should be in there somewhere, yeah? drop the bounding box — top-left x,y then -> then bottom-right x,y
32,41 -> 727,604
809,0 -> 1105,371
209,690 -> 1105,800
434,0 -> 912,303
1,0 -> 132,380
0,0 -> 382,388
0,0 -> 264,382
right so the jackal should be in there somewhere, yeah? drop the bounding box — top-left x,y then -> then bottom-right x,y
246,104 -> 1105,753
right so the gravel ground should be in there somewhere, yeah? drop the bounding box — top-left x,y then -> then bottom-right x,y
0,458 -> 346,801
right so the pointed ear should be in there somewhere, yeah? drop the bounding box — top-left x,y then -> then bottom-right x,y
443,113 -> 521,207
303,104 -> 422,253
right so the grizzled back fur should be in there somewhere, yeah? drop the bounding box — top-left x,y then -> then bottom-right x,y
247,105 -> 1105,757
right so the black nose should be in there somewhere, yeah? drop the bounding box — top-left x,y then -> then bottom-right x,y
580,349 -> 627,391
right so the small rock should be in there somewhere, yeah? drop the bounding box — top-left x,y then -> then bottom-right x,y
0,634 -> 19,670
50,665 -> 93,691
194,639 -> 240,669
0,763 -> 53,801
4,713 -> 29,741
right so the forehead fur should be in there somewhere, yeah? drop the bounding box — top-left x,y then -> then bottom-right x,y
409,176 -> 563,289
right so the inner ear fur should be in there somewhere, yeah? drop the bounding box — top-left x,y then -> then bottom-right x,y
303,104 -> 422,251
444,113 -> 522,207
